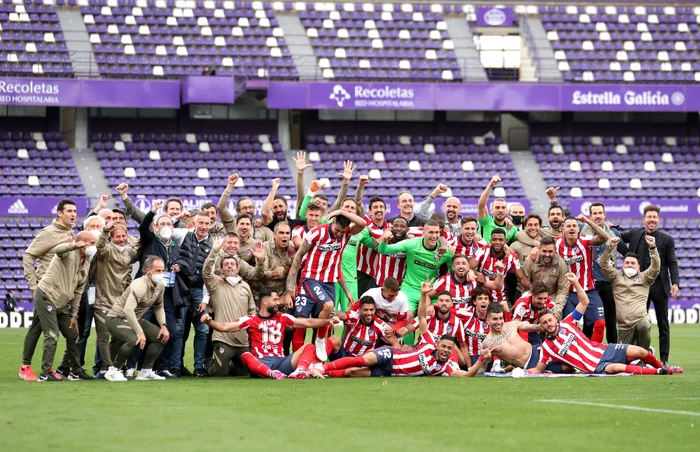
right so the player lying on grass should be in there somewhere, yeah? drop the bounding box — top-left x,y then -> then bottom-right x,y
529,274 -> 683,376
481,293 -> 571,374
322,277 -> 492,378
201,288 -> 336,380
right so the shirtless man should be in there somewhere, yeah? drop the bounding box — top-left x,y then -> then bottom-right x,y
481,302 -> 570,373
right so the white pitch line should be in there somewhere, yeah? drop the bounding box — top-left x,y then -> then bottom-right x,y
580,397 -> 700,401
535,399 -> 700,417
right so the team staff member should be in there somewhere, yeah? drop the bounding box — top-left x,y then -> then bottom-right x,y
522,236 -> 569,316
91,221 -> 141,377
602,236 -> 660,350
418,183 -> 462,235
20,198 -> 79,381
511,214 -> 542,298
620,205 -> 679,365
586,202 -> 626,344
387,191 -> 424,228
104,256 -> 170,382
216,173 -> 273,240
477,175 -> 516,243
26,231 -> 95,381
203,238 -> 257,377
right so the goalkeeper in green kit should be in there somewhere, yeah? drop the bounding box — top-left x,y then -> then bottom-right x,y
376,220 -> 453,345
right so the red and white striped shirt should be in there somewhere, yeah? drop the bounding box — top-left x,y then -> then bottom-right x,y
456,307 -> 490,356
540,312 -> 607,373
390,332 -> 456,377
473,247 -> 521,302
432,274 -> 478,307
449,235 -> 488,261
342,310 -> 390,356
374,238 -> 408,286
300,224 -> 351,283
555,235 -> 595,291
512,292 -> 556,324
237,313 -> 296,358
292,224 -> 309,242
411,313 -> 466,345
357,218 -> 391,277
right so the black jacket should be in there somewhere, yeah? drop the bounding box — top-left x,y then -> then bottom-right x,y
620,227 -> 679,298
176,231 -> 212,288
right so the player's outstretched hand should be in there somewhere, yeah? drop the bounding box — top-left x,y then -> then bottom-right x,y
252,241 -> 265,260
358,174 -> 369,187
152,199 -> 163,212
212,236 -> 224,251
489,175 -> 502,186
565,273 -> 577,284
227,173 -> 240,187
644,235 -> 656,247
293,151 -> 312,174
420,275 -> 435,294
609,236 -> 620,247
116,183 -> 129,196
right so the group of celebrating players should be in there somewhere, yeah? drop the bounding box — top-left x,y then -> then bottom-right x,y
18,151 -> 683,382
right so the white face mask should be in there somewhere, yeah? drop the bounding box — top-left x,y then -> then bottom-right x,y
84,246 -> 97,258
114,244 -> 127,252
225,276 -> 241,287
159,226 -> 173,239
623,268 -> 638,278
90,229 -> 101,239
151,273 -> 164,284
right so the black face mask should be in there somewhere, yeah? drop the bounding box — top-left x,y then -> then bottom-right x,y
511,215 -> 524,226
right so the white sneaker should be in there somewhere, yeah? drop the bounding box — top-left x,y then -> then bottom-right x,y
315,336 -> 328,362
125,368 -> 136,379
104,367 -> 127,382
135,369 -> 166,381
491,361 -> 505,373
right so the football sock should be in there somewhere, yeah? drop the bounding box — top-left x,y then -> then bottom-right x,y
326,338 -> 335,356
323,356 -> 365,372
641,352 -> 663,369
241,353 -> 272,377
317,325 -> 330,340
292,328 -> 306,352
296,344 -> 317,371
624,365 -> 659,375
326,370 -> 347,378
591,320 -> 605,343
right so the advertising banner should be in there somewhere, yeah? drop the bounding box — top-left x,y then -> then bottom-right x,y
0,196 -> 91,217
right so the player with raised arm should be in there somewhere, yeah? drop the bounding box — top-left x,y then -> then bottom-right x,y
555,215 -> 609,342
322,276 -> 491,378
375,220 -> 453,346
285,209 -> 366,360
529,274 -> 682,375
427,254 -> 501,309
201,287 -> 336,380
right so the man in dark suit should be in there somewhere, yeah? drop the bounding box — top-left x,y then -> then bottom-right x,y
620,204 -> 680,364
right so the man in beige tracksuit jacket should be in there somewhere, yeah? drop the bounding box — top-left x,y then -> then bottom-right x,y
203,241 -> 257,376
31,231 -> 94,380
93,223 -> 140,372
20,199 -> 80,379
105,256 -> 169,381
601,235 -> 660,349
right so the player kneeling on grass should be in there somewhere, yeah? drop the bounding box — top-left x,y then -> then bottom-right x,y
323,277 -> 491,378
201,288 -> 336,380
529,273 -> 683,376
105,256 -> 170,382
324,296 -> 401,361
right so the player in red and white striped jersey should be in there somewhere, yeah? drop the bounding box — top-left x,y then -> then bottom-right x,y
327,297 -> 400,359
373,217 -> 410,286
530,274 -> 677,375
555,215 -> 610,342
427,254 -> 503,309
470,228 -> 530,303
397,290 -> 469,367
201,288 -> 336,379
286,210 -> 367,361
323,276 -> 491,378
449,216 -> 488,261
357,197 -> 393,293
291,202 -> 323,249
456,286 -> 494,364
512,282 -> 556,346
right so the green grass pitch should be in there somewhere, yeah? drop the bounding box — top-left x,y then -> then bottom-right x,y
1,325 -> 699,452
